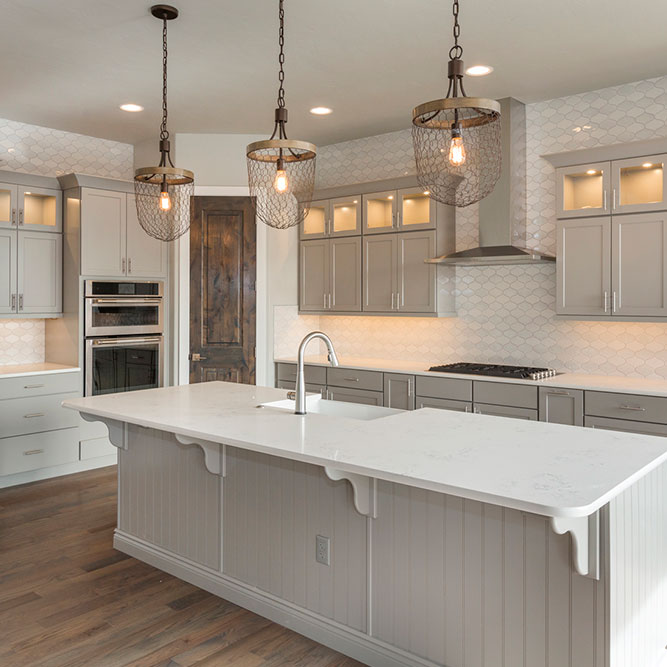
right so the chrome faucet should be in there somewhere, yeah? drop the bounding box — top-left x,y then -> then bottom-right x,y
295,332 -> 339,414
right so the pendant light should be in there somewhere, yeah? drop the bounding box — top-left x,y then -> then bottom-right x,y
412,0 -> 501,208
134,5 -> 194,242
246,0 -> 316,230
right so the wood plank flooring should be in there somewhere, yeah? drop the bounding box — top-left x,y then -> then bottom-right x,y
0,466 -> 365,667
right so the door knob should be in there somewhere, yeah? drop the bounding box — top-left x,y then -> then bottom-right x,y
189,353 -> 207,361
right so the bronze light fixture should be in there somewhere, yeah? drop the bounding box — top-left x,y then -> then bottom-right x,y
134,5 -> 194,242
412,0 -> 501,207
246,0 -> 316,230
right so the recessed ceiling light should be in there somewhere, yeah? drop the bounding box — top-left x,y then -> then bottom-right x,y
310,106 -> 332,115
120,103 -> 144,112
465,65 -> 493,76
7,148 -> 15,153
642,162 -> 653,168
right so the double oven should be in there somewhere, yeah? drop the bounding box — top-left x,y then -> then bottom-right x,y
84,280 -> 164,396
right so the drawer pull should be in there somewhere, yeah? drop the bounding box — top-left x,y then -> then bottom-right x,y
23,413 -> 45,419
546,390 -> 570,396
618,405 -> 646,412
23,384 -> 45,389
23,449 -> 45,456
343,377 -> 360,382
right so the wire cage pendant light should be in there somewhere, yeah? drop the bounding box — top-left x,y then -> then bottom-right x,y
412,0 -> 501,208
134,5 -> 194,242
246,0 -> 316,230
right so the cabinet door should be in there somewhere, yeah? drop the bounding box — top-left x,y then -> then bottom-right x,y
300,199 -> 329,239
17,231 -> 62,314
330,196 -> 361,236
81,189 -> 127,277
362,191 -> 398,234
539,387 -> 583,426
0,229 -> 17,313
396,230 -> 436,313
330,236 -> 361,311
611,154 -> 667,214
383,373 -> 415,410
474,403 -> 538,420
556,162 -> 610,219
585,416 -> 667,438
363,235 -> 397,311
397,187 -> 436,231
612,212 -> 667,316
0,183 -> 18,229
556,217 -> 611,315
126,193 -> 168,278
299,239 -> 330,311
416,396 -> 472,412
327,386 -> 384,406
18,186 -> 62,233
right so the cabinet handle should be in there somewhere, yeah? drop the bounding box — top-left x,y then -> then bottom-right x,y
603,291 -> 609,313
618,404 -> 646,412
122,258 -> 126,274
323,294 -> 327,309
397,291 -> 401,310
128,258 -> 132,274
464,405 -> 471,413
18,294 -> 23,311
23,449 -> 44,456
18,209 -> 23,226
11,294 -> 16,310
546,389 -> 570,396
328,293 -> 332,309
321,388 -> 327,399
11,208 -> 16,226
391,293 -> 395,310
612,291 -> 617,313
343,377 -> 359,382
612,188 -> 617,210
603,190 -> 607,211
23,384 -> 45,389
23,413 -> 45,419
407,378 -> 412,397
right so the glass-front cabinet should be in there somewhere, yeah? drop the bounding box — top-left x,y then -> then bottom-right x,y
556,162 -> 610,218
363,188 -> 437,234
301,200 -> 328,239
0,183 -> 17,229
300,196 -> 361,239
363,190 -> 397,234
18,186 -> 62,232
611,154 -> 667,214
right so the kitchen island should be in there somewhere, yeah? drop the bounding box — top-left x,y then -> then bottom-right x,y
63,382 -> 667,667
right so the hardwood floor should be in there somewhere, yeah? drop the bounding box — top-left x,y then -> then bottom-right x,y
0,467 -> 365,667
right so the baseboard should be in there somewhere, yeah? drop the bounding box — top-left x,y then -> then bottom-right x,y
114,530 -> 438,667
0,454 -> 117,488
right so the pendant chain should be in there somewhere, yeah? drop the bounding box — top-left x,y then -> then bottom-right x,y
277,0 -> 286,109
449,0 -> 463,60
160,18 -> 169,141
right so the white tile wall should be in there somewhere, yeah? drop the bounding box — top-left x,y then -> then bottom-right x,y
0,320 -> 45,366
276,75 -> 667,380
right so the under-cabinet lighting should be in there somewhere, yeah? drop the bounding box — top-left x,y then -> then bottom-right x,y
423,190 -> 430,195
642,162 -> 653,168
387,195 -> 393,200
120,103 -> 144,112
586,169 -> 597,175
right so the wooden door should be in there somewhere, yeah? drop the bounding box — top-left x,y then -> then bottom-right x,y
126,194 -> 168,278
363,234 -> 397,311
190,197 -> 256,384
299,239 -> 330,312
17,231 -> 62,313
612,212 -> 667,316
396,230 -> 436,313
0,229 -> 17,313
556,217 -> 611,316
81,188 -> 126,276
330,236 -> 361,311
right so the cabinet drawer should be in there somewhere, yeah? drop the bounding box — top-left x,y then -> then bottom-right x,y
275,363 -> 327,385
474,403 -> 538,420
585,391 -> 667,425
0,371 -> 80,400
584,416 -> 667,437
473,381 -> 538,409
327,386 -> 384,406
80,436 -> 118,460
276,379 -> 325,396
539,387 -> 584,426
415,375 -> 472,402
0,428 -> 79,476
0,392 -> 79,438
327,367 -> 383,391
416,396 -> 472,413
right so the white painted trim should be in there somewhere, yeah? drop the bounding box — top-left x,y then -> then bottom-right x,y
551,510 -> 600,579
173,434 -> 226,476
0,455 -> 116,489
114,530 -> 440,667
325,467 -> 377,517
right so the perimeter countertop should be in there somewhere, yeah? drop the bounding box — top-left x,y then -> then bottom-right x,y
275,355 -> 667,397
63,382 -> 667,520
0,363 -> 80,379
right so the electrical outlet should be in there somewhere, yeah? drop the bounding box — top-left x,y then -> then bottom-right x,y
315,535 -> 330,566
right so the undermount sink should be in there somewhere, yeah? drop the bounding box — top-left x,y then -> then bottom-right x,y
261,395 -> 401,421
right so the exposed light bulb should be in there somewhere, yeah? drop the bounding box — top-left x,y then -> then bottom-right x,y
274,168 -> 288,193
159,189 -> 172,211
448,131 -> 466,167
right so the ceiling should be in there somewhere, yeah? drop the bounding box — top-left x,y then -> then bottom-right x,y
1,0 -> 666,147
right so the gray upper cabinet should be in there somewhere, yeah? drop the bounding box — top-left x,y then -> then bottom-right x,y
299,238 -> 330,312
362,190 -> 398,234
397,231 -> 436,313
125,194 -> 168,278
611,154 -> 667,215
539,387 -> 584,426
363,188 -> 436,234
556,217 -> 611,316
612,212 -> 667,316
556,162 -> 610,219
363,234 -> 397,312
331,236 -> 362,311
0,229 -> 17,314
18,186 -> 62,233
300,199 -> 328,239
18,232 -> 62,314
383,373 -> 415,411
300,196 -> 361,239
0,183 -> 18,229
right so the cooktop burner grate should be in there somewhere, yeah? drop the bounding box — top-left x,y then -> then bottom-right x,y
428,362 -> 557,380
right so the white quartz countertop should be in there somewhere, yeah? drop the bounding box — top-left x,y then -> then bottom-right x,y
276,355 -> 667,397
0,363 -> 80,379
62,382 -> 667,520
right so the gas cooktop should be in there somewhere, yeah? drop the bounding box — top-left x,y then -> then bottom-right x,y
428,362 -> 558,381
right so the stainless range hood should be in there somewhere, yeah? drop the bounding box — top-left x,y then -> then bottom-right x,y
426,97 -> 555,266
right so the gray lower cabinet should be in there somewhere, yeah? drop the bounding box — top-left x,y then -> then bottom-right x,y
327,386 -> 384,406
275,362 -> 327,386
474,403 -> 538,420
383,373 -> 415,410
473,381 -> 538,410
276,379 -> 325,396
584,415 -> 667,437
416,395 -> 471,412
539,387 -> 584,425
327,367 -> 383,392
